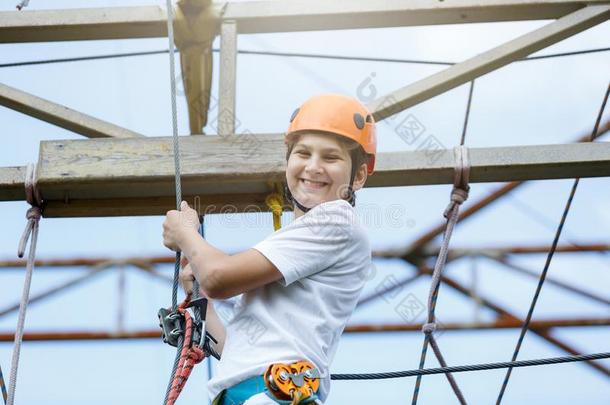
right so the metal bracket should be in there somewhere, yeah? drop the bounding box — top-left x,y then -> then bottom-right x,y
158,307 -> 184,348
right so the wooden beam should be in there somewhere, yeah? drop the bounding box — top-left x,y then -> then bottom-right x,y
0,166 -> 26,201
218,20 -> 238,136
0,135 -> 609,217
0,1 -> 606,43
370,4 -> 610,120
0,6 -> 168,43
0,82 -> 144,139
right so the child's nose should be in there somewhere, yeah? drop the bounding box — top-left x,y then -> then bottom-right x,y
304,155 -> 323,173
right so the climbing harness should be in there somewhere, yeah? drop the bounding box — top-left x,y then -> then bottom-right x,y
264,360 -> 321,405
211,360 -> 321,405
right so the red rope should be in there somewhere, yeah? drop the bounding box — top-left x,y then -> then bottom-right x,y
165,299 -> 206,405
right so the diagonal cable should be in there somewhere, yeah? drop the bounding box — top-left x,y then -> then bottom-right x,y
495,80 -> 610,404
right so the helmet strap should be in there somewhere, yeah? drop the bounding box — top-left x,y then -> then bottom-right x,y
284,182 -> 356,213
284,184 -> 312,213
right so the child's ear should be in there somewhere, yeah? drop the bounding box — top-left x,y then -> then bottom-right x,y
352,163 -> 368,191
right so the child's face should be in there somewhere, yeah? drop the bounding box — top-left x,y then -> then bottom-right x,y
286,132 -> 354,209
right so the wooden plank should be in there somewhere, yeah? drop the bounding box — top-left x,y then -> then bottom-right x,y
0,166 -> 26,201
370,4 -> 610,120
1,135 -> 610,217
0,6 -> 167,43
0,1 -> 604,43
0,82 -> 144,139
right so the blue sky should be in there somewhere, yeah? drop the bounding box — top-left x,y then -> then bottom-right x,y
1,1 -> 609,404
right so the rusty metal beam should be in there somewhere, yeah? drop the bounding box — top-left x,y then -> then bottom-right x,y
356,273 -> 422,308
4,241 -> 609,270
0,256 -> 175,269
0,262 -> 113,318
418,267 -> 610,377
1,317 -> 607,342
483,255 -> 610,306
373,242 -> 610,260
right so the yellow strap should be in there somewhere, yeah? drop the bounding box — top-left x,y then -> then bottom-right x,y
265,183 -> 284,231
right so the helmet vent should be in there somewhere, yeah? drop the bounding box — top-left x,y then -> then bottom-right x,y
353,113 -> 365,129
290,108 -> 300,123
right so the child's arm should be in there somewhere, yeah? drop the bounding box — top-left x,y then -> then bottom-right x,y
163,201 -> 283,299
180,263 -> 226,354
178,227 -> 283,299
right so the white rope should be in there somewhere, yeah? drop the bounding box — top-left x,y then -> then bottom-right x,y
7,164 -> 42,405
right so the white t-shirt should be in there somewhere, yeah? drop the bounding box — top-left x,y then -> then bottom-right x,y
207,199 -> 371,403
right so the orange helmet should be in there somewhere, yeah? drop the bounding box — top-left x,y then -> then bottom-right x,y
286,93 -> 377,175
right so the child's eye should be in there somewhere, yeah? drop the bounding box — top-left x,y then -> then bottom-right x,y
325,155 -> 340,160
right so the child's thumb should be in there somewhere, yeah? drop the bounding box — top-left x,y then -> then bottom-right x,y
181,200 -> 189,210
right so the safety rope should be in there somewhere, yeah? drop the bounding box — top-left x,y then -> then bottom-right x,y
7,164 -> 43,405
0,363 -> 7,405
411,147 -> 469,405
331,351 -> 610,380
495,80 -> 610,404
411,81 -> 475,405
265,182 -> 285,231
165,298 -> 206,405
163,0 -> 186,403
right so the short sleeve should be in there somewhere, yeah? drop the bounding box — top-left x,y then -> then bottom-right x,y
253,200 -> 356,286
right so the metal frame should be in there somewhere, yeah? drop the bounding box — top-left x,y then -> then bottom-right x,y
1,0 -> 609,396
2,1 -> 609,43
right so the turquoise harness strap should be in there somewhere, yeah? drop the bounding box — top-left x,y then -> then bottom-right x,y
212,374 -> 319,405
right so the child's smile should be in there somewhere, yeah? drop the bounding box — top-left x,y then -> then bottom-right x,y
286,132 -> 352,212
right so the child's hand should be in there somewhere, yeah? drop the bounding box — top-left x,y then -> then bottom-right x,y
163,201 -> 199,251
180,261 -> 209,298
179,262 -> 196,296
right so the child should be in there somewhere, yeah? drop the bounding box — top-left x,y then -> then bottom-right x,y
163,93 -> 377,404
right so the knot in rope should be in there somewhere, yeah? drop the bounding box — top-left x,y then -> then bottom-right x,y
450,188 -> 469,205
422,322 -> 437,334
443,146 -> 471,219
24,163 -> 43,208
18,165 -> 44,259
25,207 -> 41,221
